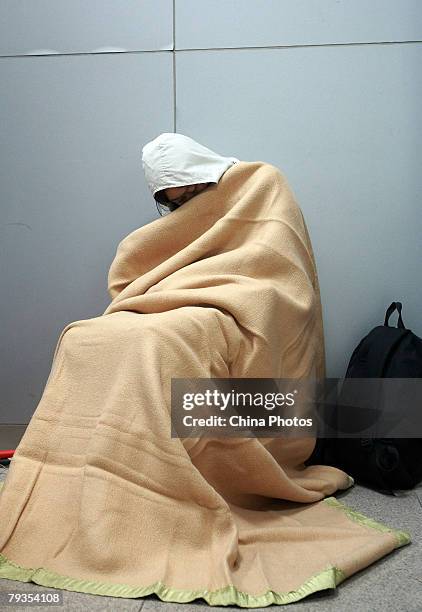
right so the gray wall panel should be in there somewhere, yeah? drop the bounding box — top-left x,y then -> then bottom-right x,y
0,52 -> 173,422
0,0 -> 173,56
176,43 -> 422,377
176,0 -> 422,49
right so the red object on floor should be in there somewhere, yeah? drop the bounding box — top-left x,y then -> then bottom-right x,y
0,450 -> 15,460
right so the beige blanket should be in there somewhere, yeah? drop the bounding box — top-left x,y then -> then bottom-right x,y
0,161 -> 410,606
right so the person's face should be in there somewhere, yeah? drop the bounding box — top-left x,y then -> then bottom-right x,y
164,182 -> 210,206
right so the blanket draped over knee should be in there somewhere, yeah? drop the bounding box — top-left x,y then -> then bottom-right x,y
0,162 -> 410,607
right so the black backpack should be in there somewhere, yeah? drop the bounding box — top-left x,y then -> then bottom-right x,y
305,301 -> 422,494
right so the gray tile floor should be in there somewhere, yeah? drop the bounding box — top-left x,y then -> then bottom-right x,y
0,427 -> 421,611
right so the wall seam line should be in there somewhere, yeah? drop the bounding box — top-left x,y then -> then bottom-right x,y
1,38 -> 421,60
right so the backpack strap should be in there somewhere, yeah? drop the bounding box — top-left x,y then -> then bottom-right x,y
384,302 -> 406,329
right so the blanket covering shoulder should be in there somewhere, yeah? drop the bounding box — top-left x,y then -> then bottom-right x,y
104,161 -> 325,379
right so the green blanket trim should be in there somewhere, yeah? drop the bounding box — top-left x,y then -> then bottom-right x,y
0,483 -> 411,607
322,496 -> 412,547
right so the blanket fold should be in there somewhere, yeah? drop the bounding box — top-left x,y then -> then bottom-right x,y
0,161 -> 410,606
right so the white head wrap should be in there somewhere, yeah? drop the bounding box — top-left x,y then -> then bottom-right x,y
141,132 -> 239,197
